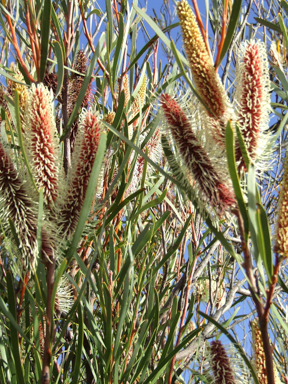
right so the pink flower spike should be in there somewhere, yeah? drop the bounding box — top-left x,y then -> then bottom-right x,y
160,94 -> 235,214
59,110 -> 101,239
235,41 -> 270,171
25,84 -> 60,206
210,340 -> 236,384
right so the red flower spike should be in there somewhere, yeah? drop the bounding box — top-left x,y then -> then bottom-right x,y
59,111 -> 101,239
161,94 -> 235,214
210,340 -> 236,384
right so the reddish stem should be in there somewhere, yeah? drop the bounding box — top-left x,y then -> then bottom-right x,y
215,0 -> 229,70
5,15 -> 35,82
191,0 -> 213,61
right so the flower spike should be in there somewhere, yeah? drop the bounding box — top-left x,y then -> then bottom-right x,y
24,84 -> 60,206
210,340 -> 236,384
275,155 -> 288,257
251,319 -> 282,384
0,141 -> 54,267
58,110 -> 101,239
234,41 -> 270,171
160,93 -> 235,214
176,0 -> 231,129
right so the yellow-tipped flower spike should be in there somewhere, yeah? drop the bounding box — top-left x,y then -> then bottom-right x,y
122,74 -> 130,108
251,319 -> 282,384
275,155 -> 288,258
176,0 -> 232,133
131,74 -> 147,127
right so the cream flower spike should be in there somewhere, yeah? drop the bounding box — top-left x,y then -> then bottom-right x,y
131,74 -> 147,128
0,141 -> 54,268
234,40 -> 271,173
24,83 -> 60,206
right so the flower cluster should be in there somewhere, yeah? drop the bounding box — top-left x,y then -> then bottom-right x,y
0,82 -> 103,269
161,0 -> 270,217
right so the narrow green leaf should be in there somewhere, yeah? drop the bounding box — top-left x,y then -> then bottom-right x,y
112,13 -> 123,80
40,0 -> 51,81
137,189 -> 167,216
132,211 -> 170,256
219,0 -> 242,63
114,264 -> 133,357
103,283 -> 112,365
142,328 -> 201,384
104,122 -> 178,186
52,41 -> 64,99
122,320 -> 149,380
278,275 -> 288,294
247,164 -> 259,262
275,66 -> 288,93
51,5 -> 65,57
6,272 -> 25,383
71,304 -> 84,384
225,121 -> 249,237
279,14 -> 288,51
153,214 -> 192,276
282,0 -> 288,17
256,204 -> 273,281
235,123 -> 250,170
36,189 -> 44,257
0,68 -> 27,85
105,189 -> 144,226
127,23 -> 179,72
0,321 -> 11,382
162,311 -> 180,358
86,8 -> 101,19
133,5 -> 187,65
105,0 -> 113,51
199,311 -> 259,384
216,307 -> 240,340
109,226 -> 115,274
206,218 -> 238,261
254,17 -> 281,32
